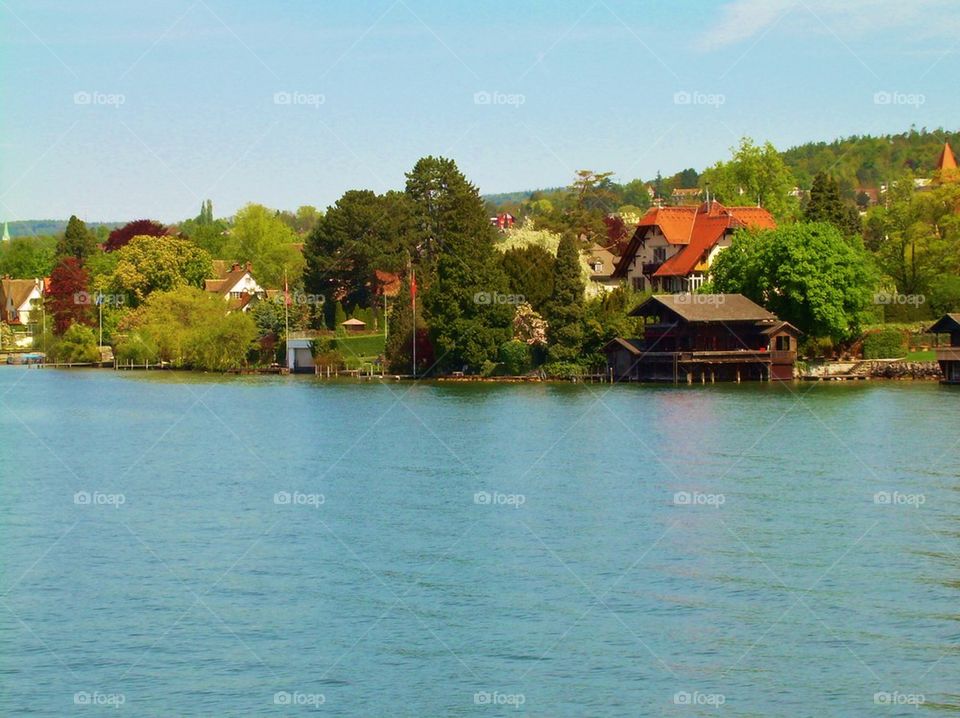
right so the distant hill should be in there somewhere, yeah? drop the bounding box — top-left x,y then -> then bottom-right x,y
2,220 -> 124,238
780,127 -> 960,195
483,127 -> 960,208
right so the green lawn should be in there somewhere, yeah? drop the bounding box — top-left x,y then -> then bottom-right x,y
334,332 -> 386,369
905,350 -> 936,362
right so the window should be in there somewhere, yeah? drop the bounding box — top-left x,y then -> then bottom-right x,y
653,247 -> 666,263
775,335 -> 791,351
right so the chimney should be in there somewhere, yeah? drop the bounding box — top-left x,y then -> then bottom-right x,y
231,262 -> 241,272
245,261 -> 252,272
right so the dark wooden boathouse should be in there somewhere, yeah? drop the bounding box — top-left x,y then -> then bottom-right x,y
928,314 -> 960,384
603,294 -> 799,383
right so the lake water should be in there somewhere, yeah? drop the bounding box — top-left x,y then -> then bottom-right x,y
1,368 -> 959,716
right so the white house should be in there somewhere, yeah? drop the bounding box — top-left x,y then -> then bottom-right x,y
205,261 -> 266,309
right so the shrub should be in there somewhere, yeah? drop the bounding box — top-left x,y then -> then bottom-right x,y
863,327 -> 906,359
52,324 -> 100,363
541,361 -> 587,379
498,340 -> 532,375
801,336 -> 834,359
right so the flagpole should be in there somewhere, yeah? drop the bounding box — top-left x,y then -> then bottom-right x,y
284,269 -> 290,369
411,268 -> 416,379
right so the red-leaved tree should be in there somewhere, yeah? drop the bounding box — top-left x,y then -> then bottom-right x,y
104,219 -> 167,252
47,257 -> 93,335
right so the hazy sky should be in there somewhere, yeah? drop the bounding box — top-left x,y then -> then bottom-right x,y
2,0 -> 958,222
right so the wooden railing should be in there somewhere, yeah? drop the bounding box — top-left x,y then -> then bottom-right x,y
935,347 -> 960,361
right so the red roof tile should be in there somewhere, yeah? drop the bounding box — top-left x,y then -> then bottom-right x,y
937,142 -> 957,172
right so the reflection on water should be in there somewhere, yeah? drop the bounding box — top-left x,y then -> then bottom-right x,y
1,369 -> 958,716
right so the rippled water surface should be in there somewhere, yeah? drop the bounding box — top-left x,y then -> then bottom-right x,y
1,368 -> 959,716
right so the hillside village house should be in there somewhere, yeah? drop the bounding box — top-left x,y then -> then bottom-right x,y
583,244 -> 619,296
928,314 -> 960,385
603,293 -> 799,383
204,261 -> 266,311
611,200 -> 776,293
1,277 -> 44,346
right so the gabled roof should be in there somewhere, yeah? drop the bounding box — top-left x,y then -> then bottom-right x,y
937,142 -> 957,172
630,293 -> 778,323
206,262 -> 256,297
602,337 -> 643,355
584,244 -> 617,278
341,318 -> 366,327
1,278 -> 43,323
927,313 -> 960,335
612,202 -> 776,278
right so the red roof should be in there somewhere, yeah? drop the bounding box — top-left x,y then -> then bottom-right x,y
613,201 -> 776,278
937,142 -> 957,172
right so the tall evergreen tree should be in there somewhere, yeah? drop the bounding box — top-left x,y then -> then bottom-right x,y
544,233 -> 585,363
57,215 -> 96,262
407,156 -> 512,372
805,172 -> 862,238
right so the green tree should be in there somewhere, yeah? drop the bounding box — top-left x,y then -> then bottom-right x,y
0,235 -> 57,278
51,324 -> 100,363
305,190 -> 415,308
805,172 -> 862,237
544,234 -> 586,362
57,215 -> 96,262
500,244 -> 555,312
407,156 -> 513,372
711,222 -> 875,342
701,138 -> 799,221
222,203 -> 304,287
620,179 -> 652,211
109,235 -> 213,305
116,286 -> 256,370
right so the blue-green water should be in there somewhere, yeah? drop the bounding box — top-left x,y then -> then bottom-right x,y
1,369 -> 959,716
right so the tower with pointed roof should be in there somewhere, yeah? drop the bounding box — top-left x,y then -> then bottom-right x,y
936,141 -> 957,181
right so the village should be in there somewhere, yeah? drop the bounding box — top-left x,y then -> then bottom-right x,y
1,137 -> 959,386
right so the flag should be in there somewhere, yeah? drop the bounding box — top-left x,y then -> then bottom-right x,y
284,274 -> 290,306
410,269 -> 416,301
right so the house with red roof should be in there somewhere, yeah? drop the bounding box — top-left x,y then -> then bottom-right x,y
611,200 -> 776,293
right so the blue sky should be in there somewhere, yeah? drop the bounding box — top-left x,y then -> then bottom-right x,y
1,0 -> 958,222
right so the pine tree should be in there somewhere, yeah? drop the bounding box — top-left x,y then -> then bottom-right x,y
544,233 -> 585,363
57,215 -> 96,262
805,172 -> 862,238
407,156 -> 512,372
